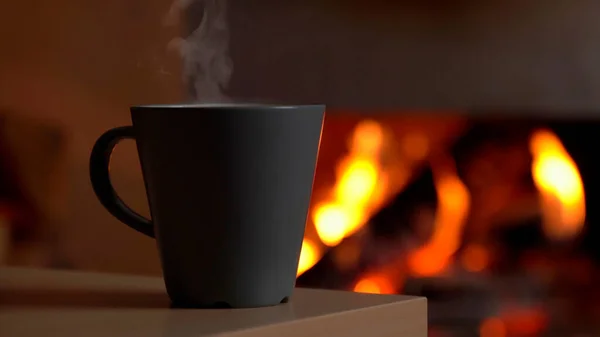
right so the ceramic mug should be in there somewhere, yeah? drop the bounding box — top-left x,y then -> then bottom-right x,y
89,104 -> 324,308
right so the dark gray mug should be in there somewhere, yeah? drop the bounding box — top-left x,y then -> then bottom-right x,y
89,104 -> 324,308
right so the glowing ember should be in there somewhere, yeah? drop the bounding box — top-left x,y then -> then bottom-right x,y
353,275 -> 395,294
501,306 -> 549,336
461,243 -> 490,273
313,120 -> 386,247
408,162 -> 471,276
479,317 -> 507,337
530,129 -> 586,240
297,239 -> 320,276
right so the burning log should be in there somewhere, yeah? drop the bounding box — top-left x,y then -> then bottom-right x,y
368,168 -> 437,241
301,118 -> 596,294
296,236 -> 364,290
297,168 -> 438,289
298,117 -> 466,280
298,116 -> 600,336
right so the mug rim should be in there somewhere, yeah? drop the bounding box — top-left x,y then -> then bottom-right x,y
132,103 -> 325,110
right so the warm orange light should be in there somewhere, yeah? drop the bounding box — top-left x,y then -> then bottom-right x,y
351,120 -> 384,156
353,275 -> 395,294
408,167 -> 471,277
335,158 -> 378,206
461,243 -> 490,272
297,239 -> 320,276
501,307 -> 548,336
480,317 -> 507,337
313,121 -> 387,248
353,279 -> 381,294
313,203 -> 354,246
407,248 -> 451,277
530,129 -> 585,240
402,132 -> 429,161
332,238 -> 362,270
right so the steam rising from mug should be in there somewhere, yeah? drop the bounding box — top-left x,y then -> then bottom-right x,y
166,0 -> 232,102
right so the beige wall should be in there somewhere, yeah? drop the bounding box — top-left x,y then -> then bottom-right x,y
0,0 -> 182,274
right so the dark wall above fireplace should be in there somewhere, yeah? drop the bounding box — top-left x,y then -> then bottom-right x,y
228,0 -> 600,111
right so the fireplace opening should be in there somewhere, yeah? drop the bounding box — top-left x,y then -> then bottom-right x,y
296,112 -> 600,336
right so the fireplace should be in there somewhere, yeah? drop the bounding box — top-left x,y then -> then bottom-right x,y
295,112 -> 600,337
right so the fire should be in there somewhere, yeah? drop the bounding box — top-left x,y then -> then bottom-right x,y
407,160 -> 471,276
314,121 -> 386,247
335,159 -> 379,206
530,129 -> 585,240
353,274 -> 395,294
297,239 -> 320,276
313,203 -> 362,246
401,132 -> 429,161
351,120 -> 384,156
461,243 -> 490,273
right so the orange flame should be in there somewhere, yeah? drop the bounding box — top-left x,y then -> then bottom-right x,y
408,161 -> 471,276
530,129 -> 585,240
335,159 -> 379,207
353,274 -> 396,294
297,239 -> 320,276
314,121 -> 386,246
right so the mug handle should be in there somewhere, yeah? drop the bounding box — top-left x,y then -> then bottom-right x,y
89,126 -> 155,238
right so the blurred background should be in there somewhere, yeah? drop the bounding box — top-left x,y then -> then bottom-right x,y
2,0 -> 600,336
